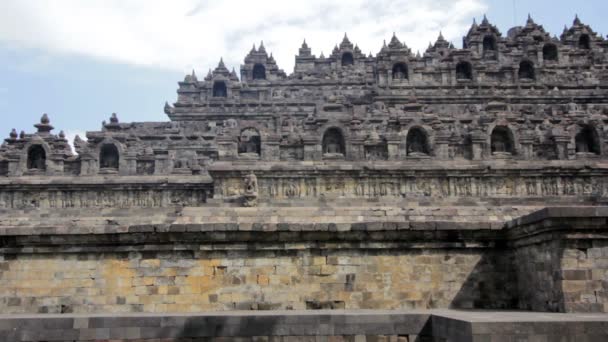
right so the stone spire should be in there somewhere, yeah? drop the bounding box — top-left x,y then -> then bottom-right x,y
434,31 -> 450,49
388,32 -> 402,49
230,67 -> 239,81
35,113 -> 54,134
342,33 -> 351,45
526,13 -> 535,26
258,41 -> 267,54
339,33 -> 354,49
205,69 -> 213,81
481,14 -> 489,26
215,58 -> 229,73
298,39 -> 312,57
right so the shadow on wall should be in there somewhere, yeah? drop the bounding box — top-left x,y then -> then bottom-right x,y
450,249 -> 519,310
175,314 -> 281,340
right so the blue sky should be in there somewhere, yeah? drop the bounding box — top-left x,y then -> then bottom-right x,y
0,0 -> 607,145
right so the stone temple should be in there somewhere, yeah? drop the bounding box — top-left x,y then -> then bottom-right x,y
1,15 -> 608,342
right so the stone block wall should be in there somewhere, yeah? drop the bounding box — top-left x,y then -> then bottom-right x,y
507,208 -> 608,313
560,240 -> 608,313
0,249 -> 513,314
0,206 -> 606,315
511,240 -> 564,312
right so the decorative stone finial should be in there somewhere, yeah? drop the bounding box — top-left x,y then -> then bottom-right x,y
526,13 -> 535,25
35,113 -> 54,134
19,130 -> 25,139
343,33 -> 350,43
573,14 -> 581,26
110,113 -> 119,124
389,33 -> 401,48
59,130 -> 66,139
481,14 -> 489,25
230,67 -> 239,81
258,40 -> 266,53
9,128 -> 17,139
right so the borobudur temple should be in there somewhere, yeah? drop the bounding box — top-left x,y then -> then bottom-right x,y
1,15 -> 608,342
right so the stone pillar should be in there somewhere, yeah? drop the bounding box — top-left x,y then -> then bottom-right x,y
154,153 -> 170,175
471,131 -> 486,161
303,137 -> 319,160
554,135 -> 571,160
6,154 -> 21,177
79,153 -> 96,176
123,151 -> 137,175
386,137 -> 401,160
435,131 -> 451,160
349,137 -> 364,160
519,135 -> 535,160
262,135 -> 280,161
49,153 -> 64,175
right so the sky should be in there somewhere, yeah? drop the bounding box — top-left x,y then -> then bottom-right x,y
0,0 -> 607,147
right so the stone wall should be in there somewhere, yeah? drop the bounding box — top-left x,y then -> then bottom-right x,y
0,206 -> 605,315
507,208 -> 608,313
510,240 -> 564,312
2,310 -> 607,342
0,249 -> 512,314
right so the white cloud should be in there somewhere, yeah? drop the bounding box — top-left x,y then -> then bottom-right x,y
63,130 -> 87,154
0,0 -> 487,74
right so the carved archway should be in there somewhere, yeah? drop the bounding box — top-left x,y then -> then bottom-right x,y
491,126 -> 515,155
579,34 -> 591,49
99,144 -> 120,169
322,127 -> 345,156
341,52 -> 354,67
392,63 -> 408,80
213,81 -> 227,97
543,43 -> 558,61
575,125 -> 600,155
238,128 -> 261,156
483,35 -> 497,52
406,127 -> 430,156
252,64 -> 266,80
456,61 -> 473,81
27,145 -> 46,170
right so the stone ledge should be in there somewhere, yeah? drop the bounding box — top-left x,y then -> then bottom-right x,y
507,206 -> 608,228
0,175 -> 214,185
0,310 -> 606,341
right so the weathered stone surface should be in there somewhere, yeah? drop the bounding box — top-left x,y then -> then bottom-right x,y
0,16 -> 607,341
